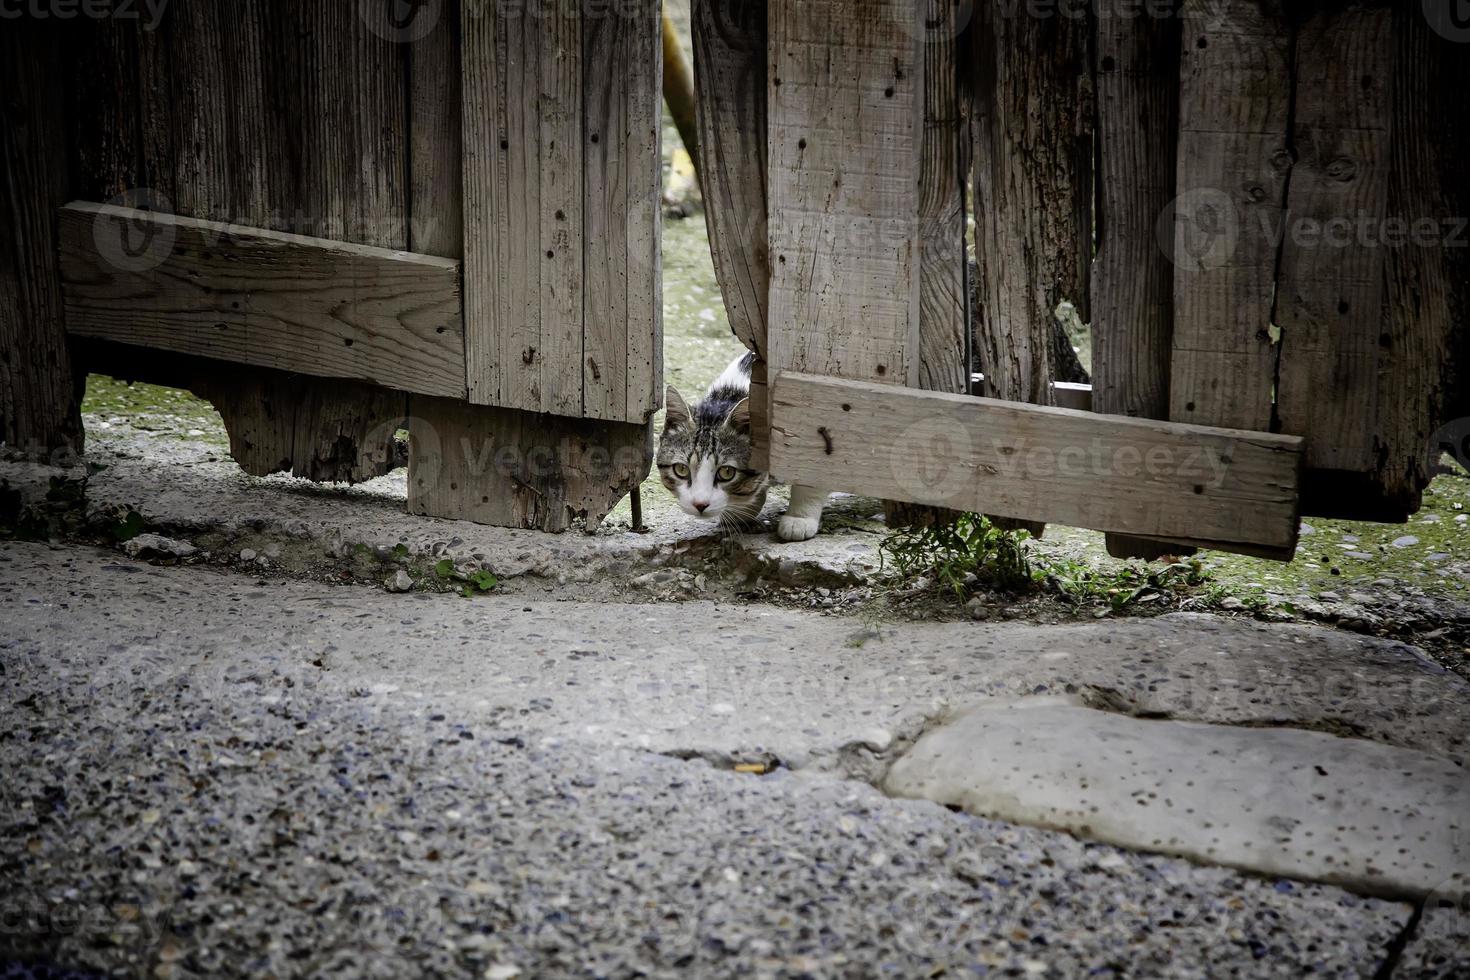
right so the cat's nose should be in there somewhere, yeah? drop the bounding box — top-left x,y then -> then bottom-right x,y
693,500 -> 710,513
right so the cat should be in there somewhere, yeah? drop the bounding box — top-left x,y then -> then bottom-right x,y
657,350 -> 828,541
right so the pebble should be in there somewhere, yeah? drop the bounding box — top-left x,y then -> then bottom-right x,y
122,534 -> 197,560
239,548 -> 257,562
1391,536 -> 1420,548
966,597 -> 991,621
386,570 -> 413,593
1220,597 -> 1246,611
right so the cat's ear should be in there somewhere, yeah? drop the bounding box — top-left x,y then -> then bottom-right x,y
727,397 -> 751,435
664,386 -> 691,430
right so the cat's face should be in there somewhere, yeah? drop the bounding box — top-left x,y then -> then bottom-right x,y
657,386 -> 768,525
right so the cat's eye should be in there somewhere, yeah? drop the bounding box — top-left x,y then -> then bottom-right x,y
672,463 -> 690,479
716,465 -> 737,482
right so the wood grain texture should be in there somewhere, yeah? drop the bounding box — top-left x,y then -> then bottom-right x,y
463,0 -> 660,422
1169,0 -> 1291,431
408,394 -> 652,532
584,0 -> 663,423
1091,0 -> 1187,560
693,0 -> 770,464
886,0 -> 970,531
1273,4 -> 1392,500
0,25 -> 83,455
59,203 -> 466,398
409,0 -> 465,260
1370,0 -> 1470,520
970,1 -> 1092,405
771,373 -> 1303,558
63,0 -> 413,483
767,0 -> 921,387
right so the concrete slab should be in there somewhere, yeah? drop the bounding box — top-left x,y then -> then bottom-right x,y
882,697 -> 1470,900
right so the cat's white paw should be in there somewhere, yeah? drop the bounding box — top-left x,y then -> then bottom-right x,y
777,514 -> 821,542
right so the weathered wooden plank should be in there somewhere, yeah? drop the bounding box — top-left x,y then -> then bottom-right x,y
693,0 -> 769,463
767,0 -> 921,386
583,0 -> 662,424
970,0 -> 1092,405
409,0 -> 464,260
1169,0 -> 1291,431
1273,4 -> 1393,511
538,0 -> 584,418
886,0 -> 970,531
59,203 -> 466,399
916,0 -> 969,396
463,0 -> 537,409
1092,0 -> 1186,560
0,24 -> 83,456
622,0 -> 663,424
1373,0 -> 1470,520
770,373 -> 1303,558
408,395 -> 652,532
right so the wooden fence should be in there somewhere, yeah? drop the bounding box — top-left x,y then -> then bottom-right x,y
3,0 -> 1468,557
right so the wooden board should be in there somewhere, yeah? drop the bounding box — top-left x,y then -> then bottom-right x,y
886,0 -> 970,530
462,0 -> 661,422
767,0 -> 921,386
770,373 -> 1303,557
1169,0 -> 1291,431
58,203 -> 467,399
970,1 -> 1092,404
408,395 -> 652,532
1272,4 -> 1392,504
693,0 -> 771,465
0,24 -> 83,456
1091,0 -> 1185,560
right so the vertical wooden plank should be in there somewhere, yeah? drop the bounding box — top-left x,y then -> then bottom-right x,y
915,0 -> 969,396
463,0 -> 537,409
582,0 -> 631,422
622,0 -> 663,423
1377,1 -> 1469,519
1092,0 -> 1187,559
408,0 -> 463,260
970,1 -> 1091,406
767,0 -> 922,388
1168,0 -> 1291,431
693,0 -> 770,462
539,0 -> 584,418
885,0 -> 969,530
0,24 -> 83,456
1273,3 -> 1393,513
583,0 -> 662,425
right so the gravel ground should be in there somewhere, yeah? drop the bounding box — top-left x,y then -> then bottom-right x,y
0,545 -> 1423,978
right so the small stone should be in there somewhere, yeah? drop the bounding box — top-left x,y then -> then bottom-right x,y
239,548 -> 257,562
1391,535 -> 1420,548
1220,597 -> 1246,611
122,534 -> 197,560
1299,523 -> 1315,536
263,542 -> 283,559
1456,514 -> 1468,524
386,570 -> 413,593
966,597 -> 991,621
484,965 -> 521,980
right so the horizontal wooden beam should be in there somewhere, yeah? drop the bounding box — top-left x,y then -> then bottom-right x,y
58,202 -> 466,399
770,372 -> 1303,558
